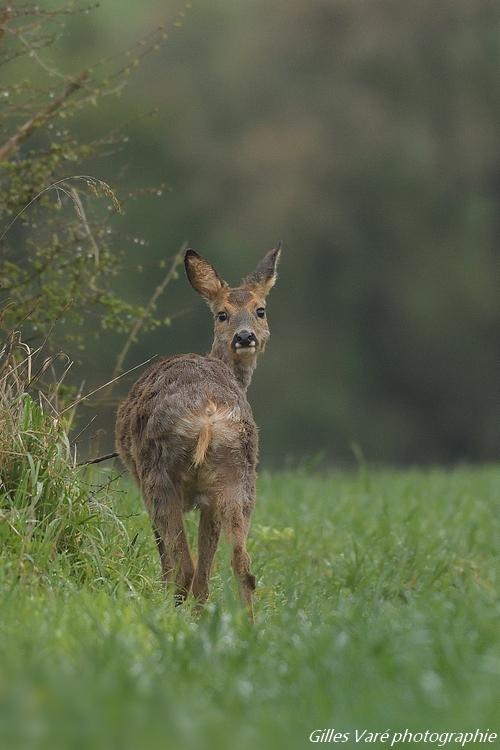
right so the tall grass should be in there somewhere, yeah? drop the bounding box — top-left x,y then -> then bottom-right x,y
0,332 -> 132,588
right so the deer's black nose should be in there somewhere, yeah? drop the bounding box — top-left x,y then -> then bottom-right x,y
234,330 -> 256,348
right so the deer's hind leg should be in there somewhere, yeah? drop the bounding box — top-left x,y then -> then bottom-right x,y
139,452 -> 194,603
230,511 -> 256,622
153,492 -> 194,603
222,486 -> 256,622
192,504 -> 221,606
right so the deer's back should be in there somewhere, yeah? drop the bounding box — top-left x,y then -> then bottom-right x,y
116,354 -> 257,486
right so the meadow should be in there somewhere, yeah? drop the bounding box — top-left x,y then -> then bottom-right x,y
1,464 -> 499,750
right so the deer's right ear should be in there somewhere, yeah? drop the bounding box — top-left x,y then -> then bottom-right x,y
184,249 -> 227,302
243,242 -> 282,297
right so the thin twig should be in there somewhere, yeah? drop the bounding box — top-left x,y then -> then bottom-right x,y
38,388 -> 59,418
70,414 -> 97,446
60,355 -> 157,414
112,243 -> 186,381
0,344 -> 43,383
69,186 -> 100,266
8,28 -> 68,80
77,451 -> 119,467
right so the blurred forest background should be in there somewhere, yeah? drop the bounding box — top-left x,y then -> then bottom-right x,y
1,0 -> 499,467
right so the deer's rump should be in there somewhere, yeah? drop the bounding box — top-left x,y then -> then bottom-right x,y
116,354 -> 257,478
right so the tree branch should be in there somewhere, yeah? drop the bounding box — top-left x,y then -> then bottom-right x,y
0,71 -> 88,163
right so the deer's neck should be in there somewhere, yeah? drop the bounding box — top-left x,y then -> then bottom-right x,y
210,341 -> 256,391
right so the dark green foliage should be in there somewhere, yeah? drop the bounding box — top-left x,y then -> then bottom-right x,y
0,4 -> 173,351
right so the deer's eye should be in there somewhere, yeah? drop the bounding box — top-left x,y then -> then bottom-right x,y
217,311 -> 228,322
256,307 -> 266,319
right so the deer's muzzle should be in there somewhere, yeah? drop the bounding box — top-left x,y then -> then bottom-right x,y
232,330 -> 257,353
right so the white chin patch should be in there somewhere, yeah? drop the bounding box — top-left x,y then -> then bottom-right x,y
235,345 -> 256,355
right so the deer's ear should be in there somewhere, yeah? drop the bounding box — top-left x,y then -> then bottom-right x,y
244,242 -> 282,297
184,249 -> 227,302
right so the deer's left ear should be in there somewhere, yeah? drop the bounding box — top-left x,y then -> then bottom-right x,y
244,242 -> 282,297
184,249 -> 227,303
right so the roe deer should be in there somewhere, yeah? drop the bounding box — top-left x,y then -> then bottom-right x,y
115,244 -> 281,620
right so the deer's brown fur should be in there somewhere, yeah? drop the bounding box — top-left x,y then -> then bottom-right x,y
115,245 -> 281,620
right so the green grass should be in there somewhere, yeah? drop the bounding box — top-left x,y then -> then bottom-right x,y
1,466 -> 500,750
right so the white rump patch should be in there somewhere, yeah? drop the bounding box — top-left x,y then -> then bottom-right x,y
175,401 -> 242,445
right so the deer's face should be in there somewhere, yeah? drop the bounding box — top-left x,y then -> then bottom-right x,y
184,245 -> 281,364
213,286 -> 270,358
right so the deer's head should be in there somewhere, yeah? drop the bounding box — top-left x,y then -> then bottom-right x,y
184,244 -> 281,387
